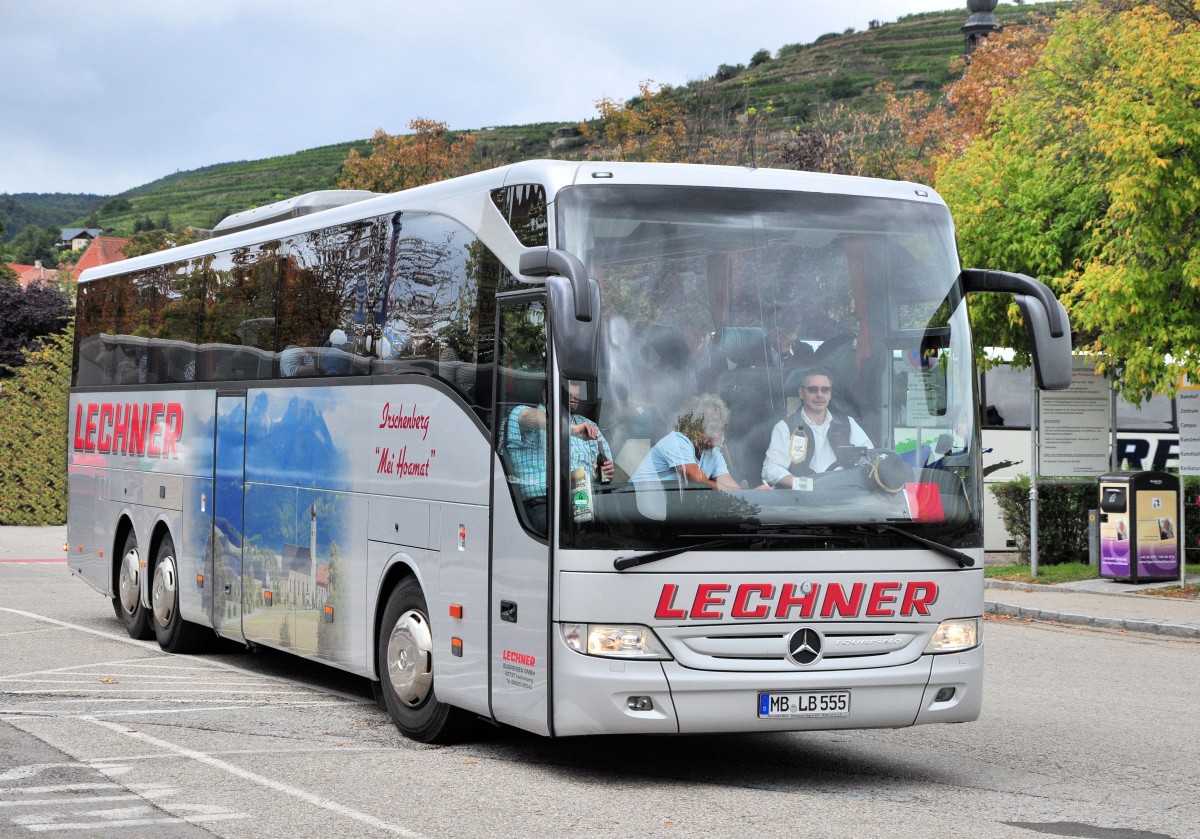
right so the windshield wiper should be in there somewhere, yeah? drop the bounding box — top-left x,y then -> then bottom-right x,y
614,538 -> 741,571
852,523 -> 975,569
612,530 -> 838,571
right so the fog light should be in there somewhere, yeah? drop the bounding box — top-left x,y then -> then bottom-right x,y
934,687 -> 955,702
626,696 -> 654,711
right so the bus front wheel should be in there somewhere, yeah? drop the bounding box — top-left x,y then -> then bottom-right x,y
377,577 -> 469,743
112,530 -> 152,640
151,537 -> 208,653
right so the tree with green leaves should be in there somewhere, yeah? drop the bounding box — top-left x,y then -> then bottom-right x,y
6,224 -> 60,268
938,0 -> 1200,401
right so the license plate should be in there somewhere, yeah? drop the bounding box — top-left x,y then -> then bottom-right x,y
758,691 -> 850,718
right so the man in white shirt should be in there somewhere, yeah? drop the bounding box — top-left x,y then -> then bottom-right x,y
762,367 -> 872,487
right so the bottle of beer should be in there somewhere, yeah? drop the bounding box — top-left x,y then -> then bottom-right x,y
595,449 -> 611,484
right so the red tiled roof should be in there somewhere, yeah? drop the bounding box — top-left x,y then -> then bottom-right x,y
72,237 -> 129,278
7,263 -> 58,289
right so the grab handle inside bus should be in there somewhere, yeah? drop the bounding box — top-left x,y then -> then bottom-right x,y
960,268 -> 1073,390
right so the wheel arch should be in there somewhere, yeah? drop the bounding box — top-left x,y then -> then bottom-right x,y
110,514 -> 136,598
145,517 -> 175,591
372,555 -> 423,681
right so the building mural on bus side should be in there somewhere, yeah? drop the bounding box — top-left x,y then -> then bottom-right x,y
234,388 -> 362,665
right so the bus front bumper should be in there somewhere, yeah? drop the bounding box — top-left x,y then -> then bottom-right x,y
551,636 -> 983,737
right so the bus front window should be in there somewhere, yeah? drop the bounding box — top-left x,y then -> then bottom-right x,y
555,184 -> 981,552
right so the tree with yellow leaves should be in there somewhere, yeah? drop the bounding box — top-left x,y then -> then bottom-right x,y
940,0 -> 1200,401
843,20 -> 1048,183
339,118 -> 479,193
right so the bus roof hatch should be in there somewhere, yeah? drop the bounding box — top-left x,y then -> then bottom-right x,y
212,190 -> 379,237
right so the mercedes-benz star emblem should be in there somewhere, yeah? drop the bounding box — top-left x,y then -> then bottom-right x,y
787,627 -> 823,666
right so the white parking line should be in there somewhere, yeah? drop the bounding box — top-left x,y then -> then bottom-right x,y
0,607 -> 374,705
0,784 -> 118,796
0,794 -> 141,808
81,716 -> 427,838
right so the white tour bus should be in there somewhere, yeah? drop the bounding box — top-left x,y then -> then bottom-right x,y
979,361 -> 1178,551
67,160 -> 1071,742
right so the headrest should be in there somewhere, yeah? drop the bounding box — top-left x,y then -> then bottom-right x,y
717,327 -> 768,366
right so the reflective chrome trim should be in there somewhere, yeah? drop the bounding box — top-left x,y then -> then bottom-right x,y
118,546 -> 140,615
386,609 -> 434,707
151,553 -> 178,629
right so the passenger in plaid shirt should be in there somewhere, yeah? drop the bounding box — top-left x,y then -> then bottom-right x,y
506,383 -> 614,533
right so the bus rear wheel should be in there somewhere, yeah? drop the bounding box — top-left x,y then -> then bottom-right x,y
377,577 -> 469,743
112,530 -> 152,640
151,537 -> 208,653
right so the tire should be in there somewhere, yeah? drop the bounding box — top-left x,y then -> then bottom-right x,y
376,577 -> 470,743
112,530 -> 153,640
151,537 -> 209,653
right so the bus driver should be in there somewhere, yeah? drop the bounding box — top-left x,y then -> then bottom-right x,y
762,366 -> 872,487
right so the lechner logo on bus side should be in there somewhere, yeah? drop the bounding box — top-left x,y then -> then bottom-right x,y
72,401 -> 184,459
653,581 -> 939,621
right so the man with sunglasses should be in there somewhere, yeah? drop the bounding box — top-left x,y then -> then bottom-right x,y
761,366 -> 872,487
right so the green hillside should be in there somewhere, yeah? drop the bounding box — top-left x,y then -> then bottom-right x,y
4,2 -> 1064,239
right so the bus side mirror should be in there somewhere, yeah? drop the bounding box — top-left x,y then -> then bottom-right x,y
520,248 -> 601,381
961,268 -> 1073,391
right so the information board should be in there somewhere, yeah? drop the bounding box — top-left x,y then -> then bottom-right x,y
1038,359 -> 1111,477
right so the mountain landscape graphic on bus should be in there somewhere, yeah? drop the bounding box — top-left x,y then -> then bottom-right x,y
245,391 -> 351,491
236,390 -> 358,663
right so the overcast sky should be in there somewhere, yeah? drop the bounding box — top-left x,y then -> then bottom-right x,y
2,0 -> 975,197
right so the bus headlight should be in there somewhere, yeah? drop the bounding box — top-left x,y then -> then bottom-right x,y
562,623 -> 671,660
923,618 -> 980,653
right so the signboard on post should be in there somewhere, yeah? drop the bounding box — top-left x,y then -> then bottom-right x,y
1176,386 -> 1200,474
1170,385 -> 1199,586
1038,359 -> 1111,478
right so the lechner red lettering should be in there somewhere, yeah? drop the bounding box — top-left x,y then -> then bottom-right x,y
820,582 -> 865,618
654,580 -> 942,621
866,582 -> 901,617
691,583 -> 730,620
654,584 -> 688,620
731,583 -> 773,619
502,649 -> 536,667
71,401 -> 186,460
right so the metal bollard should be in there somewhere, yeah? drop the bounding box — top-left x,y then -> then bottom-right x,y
1087,509 -> 1099,567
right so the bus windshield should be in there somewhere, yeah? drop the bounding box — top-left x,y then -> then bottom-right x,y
556,184 -> 979,550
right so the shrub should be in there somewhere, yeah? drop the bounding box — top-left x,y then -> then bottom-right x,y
992,475 -> 1200,565
714,63 -> 745,82
749,49 -> 771,68
0,328 -> 70,525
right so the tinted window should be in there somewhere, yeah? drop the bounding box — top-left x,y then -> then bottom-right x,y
369,212 -> 499,418
981,364 -> 1031,428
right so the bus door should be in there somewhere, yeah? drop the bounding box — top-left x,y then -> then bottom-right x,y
211,393 -> 246,643
489,295 -> 553,735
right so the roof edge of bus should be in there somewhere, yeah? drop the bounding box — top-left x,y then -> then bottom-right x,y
77,160 -> 943,284
564,160 -> 942,201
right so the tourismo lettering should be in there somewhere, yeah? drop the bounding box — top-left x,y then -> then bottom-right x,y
653,581 -> 939,621
378,402 -> 431,439
73,402 -> 184,459
502,649 -> 536,667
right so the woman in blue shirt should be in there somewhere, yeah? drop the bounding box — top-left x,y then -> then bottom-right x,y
631,393 -> 740,489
